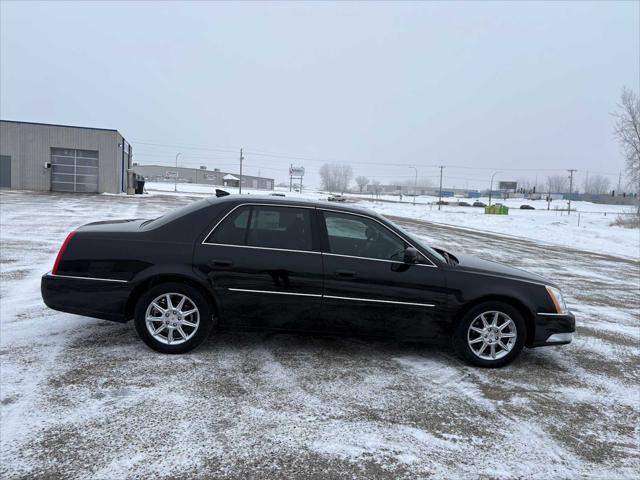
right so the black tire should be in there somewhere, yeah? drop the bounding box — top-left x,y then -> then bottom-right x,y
453,301 -> 526,368
134,282 -> 214,354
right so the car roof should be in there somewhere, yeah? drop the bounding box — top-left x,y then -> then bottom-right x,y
207,194 -> 379,216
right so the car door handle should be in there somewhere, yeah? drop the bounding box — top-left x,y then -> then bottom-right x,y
211,258 -> 233,267
335,269 -> 356,278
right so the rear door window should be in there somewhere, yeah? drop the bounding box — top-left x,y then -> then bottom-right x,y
207,206 -> 250,245
207,205 -> 313,251
247,206 -> 313,251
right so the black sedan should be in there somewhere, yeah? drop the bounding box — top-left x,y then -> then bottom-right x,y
41,195 -> 575,367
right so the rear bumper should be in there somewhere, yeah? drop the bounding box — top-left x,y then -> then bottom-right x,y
41,272 -> 131,322
529,311 -> 576,347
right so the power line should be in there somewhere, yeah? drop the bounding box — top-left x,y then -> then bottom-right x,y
129,138 -> 624,177
131,139 -> 238,154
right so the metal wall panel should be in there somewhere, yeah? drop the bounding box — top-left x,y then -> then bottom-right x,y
0,121 -> 124,194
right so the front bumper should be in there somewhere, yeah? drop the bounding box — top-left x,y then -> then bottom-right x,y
528,311 -> 576,347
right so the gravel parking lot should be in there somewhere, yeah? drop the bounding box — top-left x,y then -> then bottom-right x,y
1,191 -> 639,479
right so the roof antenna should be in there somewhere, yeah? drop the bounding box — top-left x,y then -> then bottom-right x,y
215,189 -> 230,197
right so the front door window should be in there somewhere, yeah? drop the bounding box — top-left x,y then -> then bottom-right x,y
322,211 -> 406,261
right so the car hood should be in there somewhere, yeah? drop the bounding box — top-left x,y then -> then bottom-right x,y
453,253 -> 550,286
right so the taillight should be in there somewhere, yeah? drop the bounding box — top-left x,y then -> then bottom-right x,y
52,231 -> 76,274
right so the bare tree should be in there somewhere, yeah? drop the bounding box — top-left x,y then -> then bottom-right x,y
337,164 -> 353,193
370,179 -> 381,198
546,175 -> 568,193
612,86 -> 640,197
583,174 -> 611,194
355,175 -> 369,194
319,163 -> 333,192
517,177 -> 536,193
319,162 -> 353,193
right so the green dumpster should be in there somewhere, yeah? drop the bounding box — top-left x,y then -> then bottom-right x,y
484,205 -> 509,215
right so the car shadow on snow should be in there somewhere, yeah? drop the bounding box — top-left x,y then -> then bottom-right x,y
75,317 -> 568,374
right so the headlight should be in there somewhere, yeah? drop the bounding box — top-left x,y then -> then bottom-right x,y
545,285 -> 568,314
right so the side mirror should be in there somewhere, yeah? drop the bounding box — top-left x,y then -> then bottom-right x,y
404,247 -> 419,264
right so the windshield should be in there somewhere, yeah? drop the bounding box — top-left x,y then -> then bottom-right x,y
383,217 -> 447,264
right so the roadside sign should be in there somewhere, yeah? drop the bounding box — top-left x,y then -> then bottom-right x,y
289,166 -> 305,177
498,181 -> 517,191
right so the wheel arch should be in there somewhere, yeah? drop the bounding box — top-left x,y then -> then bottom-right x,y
452,294 -> 535,345
125,273 -> 221,323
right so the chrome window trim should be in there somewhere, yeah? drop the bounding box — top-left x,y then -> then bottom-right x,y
49,272 -> 128,283
201,202 -> 438,267
201,202 -> 316,252
228,288 -> 321,298
204,243 -> 321,255
318,208 -> 437,267
322,252 -> 435,267
226,288 -> 435,307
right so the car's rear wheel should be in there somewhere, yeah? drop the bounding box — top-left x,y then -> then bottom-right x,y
134,282 -> 213,354
453,301 -> 526,368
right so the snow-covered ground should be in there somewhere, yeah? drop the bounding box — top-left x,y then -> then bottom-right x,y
145,181 -> 640,261
1,188 -> 639,479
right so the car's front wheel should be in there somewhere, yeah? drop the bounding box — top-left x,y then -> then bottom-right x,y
134,282 -> 213,354
453,302 -> 526,368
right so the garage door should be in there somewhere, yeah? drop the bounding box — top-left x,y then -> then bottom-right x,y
51,148 -> 98,193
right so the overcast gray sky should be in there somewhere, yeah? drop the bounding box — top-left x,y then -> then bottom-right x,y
1,1 -> 638,189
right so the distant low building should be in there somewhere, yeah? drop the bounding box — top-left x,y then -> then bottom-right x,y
564,192 -> 638,205
134,164 -> 274,190
364,184 -> 482,198
365,184 -> 406,194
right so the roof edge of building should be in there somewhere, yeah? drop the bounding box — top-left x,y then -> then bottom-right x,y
1,119 -> 120,134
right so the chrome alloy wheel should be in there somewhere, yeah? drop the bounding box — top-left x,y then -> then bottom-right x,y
145,293 -> 200,345
467,311 -> 517,361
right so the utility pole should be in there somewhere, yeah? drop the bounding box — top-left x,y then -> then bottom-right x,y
239,148 -> 244,195
488,171 -> 501,206
438,166 -> 444,211
174,152 -> 181,192
617,170 -> 622,193
567,169 -> 576,214
409,166 -> 418,206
